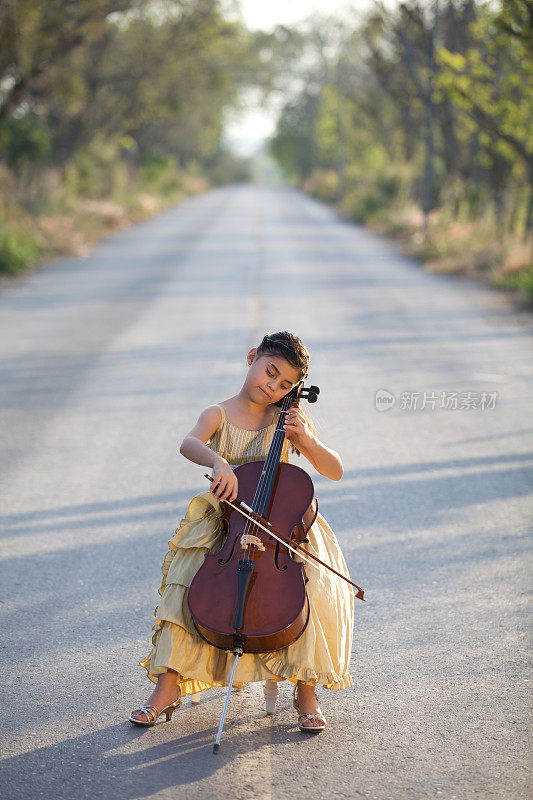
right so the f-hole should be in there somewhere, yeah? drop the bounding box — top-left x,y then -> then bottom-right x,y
218,534 -> 239,565
270,536 -> 287,572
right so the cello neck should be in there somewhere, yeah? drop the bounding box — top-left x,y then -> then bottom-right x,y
250,392 -> 296,518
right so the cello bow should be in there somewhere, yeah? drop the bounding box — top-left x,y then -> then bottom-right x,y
204,473 -> 365,601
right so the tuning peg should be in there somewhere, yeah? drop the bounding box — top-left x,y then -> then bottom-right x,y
299,384 -> 320,403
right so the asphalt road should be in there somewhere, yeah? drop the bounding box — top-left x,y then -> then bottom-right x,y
1,183 -> 532,800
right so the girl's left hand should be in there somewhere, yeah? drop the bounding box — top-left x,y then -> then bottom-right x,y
283,406 -> 313,450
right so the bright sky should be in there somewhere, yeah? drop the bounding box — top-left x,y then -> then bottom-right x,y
237,0 -> 359,31
222,0 -> 376,156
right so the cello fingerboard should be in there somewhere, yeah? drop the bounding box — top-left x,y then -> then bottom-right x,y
251,392 -> 293,518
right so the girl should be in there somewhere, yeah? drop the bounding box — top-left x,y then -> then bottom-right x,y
129,331 -> 354,732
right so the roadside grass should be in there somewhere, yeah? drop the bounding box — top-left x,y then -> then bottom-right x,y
0,159 -> 210,278
303,168 -> 533,311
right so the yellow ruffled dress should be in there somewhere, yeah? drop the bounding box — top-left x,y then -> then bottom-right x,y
139,404 -> 355,696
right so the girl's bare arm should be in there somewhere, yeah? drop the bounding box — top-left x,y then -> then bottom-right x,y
179,406 -> 224,467
179,406 -> 238,500
283,407 -> 344,480
296,435 -> 344,481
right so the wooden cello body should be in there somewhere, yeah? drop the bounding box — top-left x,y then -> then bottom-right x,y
188,460 -> 318,652
187,383 -> 320,654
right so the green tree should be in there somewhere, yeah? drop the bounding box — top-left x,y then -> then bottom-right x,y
436,0 -> 533,232
0,0 -> 135,124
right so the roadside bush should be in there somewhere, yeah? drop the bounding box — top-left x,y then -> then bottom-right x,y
0,226 -> 40,274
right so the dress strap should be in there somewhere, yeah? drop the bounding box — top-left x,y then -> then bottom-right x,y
212,404 -> 228,455
214,403 -> 227,424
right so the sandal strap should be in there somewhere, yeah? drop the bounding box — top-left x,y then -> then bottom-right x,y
293,685 -> 325,719
293,685 -> 327,725
137,704 -> 159,723
298,712 -> 327,724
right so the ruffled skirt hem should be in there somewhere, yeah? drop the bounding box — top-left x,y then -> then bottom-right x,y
138,491 -> 355,695
139,619 -> 354,694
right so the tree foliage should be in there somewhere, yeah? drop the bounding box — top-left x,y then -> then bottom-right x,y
269,0 -> 533,235
0,0 -> 291,176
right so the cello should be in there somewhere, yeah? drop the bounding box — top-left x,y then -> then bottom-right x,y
187,382 -> 364,751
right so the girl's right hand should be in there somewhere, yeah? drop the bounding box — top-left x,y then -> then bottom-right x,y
211,456 -> 238,502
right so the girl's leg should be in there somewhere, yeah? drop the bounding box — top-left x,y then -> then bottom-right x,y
296,680 -> 323,729
264,679 -> 280,714
130,668 -> 180,723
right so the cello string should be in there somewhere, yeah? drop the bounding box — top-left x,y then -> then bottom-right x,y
239,404 -> 287,558
242,412 -> 281,560
241,399 -> 287,561
248,380 -> 304,560
245,396 -> 291,561
241,403 -> 288,559
244,395 -> 292,562
241,425 -> 275,559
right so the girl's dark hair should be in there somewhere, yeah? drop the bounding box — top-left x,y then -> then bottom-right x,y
255,331 -> 316,456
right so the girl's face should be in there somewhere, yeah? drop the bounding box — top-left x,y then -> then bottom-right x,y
246,350 -> 301,405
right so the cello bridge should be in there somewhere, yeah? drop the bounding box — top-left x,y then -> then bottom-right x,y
240,533 -> 265,551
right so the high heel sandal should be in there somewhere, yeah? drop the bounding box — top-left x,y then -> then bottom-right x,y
292,684 -> 327,732
129,687 -> 182,726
